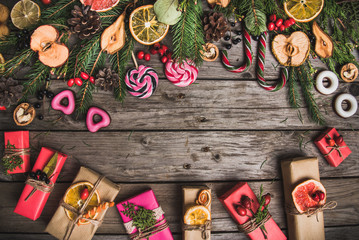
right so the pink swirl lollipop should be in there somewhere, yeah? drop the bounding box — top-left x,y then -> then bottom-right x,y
125,65 -> 158,99
165,60 -> 198,87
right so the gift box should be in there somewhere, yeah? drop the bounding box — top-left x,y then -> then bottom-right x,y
46,166 -> 120,240
314,128 -> 351,167
281,157 -> 325,240
219,182 -> 286,240
3,131 -> 30,174
14,147 -> 67,220
117,189 -> 174,240
182,186 -> 211,240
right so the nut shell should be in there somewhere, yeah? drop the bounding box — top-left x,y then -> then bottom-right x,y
341,63 -> 358,83
13,103 -> 36,126
201,43 -> 219,62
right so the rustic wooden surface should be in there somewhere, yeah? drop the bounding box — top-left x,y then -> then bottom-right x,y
1,0 -> 359,239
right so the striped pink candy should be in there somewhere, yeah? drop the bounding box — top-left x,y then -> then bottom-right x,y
165,60 -> 198,87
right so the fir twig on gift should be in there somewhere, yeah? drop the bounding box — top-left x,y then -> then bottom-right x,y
2,140 -> 24,174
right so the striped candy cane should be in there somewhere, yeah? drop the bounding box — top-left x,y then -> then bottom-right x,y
221,28 -> 252,73
256,31 -> 287,92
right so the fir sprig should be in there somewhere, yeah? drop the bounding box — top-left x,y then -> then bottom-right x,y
254,185 -> 269,239
22,60 -> 51,100
2,140 -> 24,174
41,0 -> 77,19
288,67 -> 301,109
121,202 -> 157,232
244,0 -> 267,36
0,49 -> 34,77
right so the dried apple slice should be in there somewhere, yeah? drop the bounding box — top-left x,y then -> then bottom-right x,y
272,31 -> 310,67
30,25 -> 69,68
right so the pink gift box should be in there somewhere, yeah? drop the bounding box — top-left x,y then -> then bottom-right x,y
14,147 -> 67,220
314,128 -> 351,167
117,189 -> 174,240
219,182 -> 286,240
4,131 -> 30,174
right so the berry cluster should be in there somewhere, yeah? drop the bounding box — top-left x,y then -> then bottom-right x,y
267,14 -> 295,32
29,169 -> 50,184
327,135 -> 343,147
311,191 -> 325,202
15,29 -> 31,51
236,194 -> 271,216
67,72 -> 95,87
37,89 -> 54,100
137,43 -> 172,64
223,30 -> 242,50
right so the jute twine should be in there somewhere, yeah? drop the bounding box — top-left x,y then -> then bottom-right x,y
4,147 -> 30,158
325,134 -> 347,159
287,201 -> 337,218
61,176 -> 104,240
130,218 -> 169,240
237,212 -> 272,234
25,178 -> 54,193
183,220 -> 212,239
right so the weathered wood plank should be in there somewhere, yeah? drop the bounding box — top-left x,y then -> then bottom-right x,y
0,81 -> 357,131
0,180 -> 358,234
0,130 -> 358,182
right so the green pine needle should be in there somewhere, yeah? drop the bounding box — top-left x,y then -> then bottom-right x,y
121,202 -> 157,231
2,140 -> 24,174
288,67 -> 301,109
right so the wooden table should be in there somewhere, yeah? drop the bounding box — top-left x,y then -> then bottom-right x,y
1,1 -> 359,239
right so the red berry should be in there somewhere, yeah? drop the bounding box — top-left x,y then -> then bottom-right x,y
80,72 -> 89,80
335,135 -> 344,144
317,191 -> 325,201
284,20 -> 291,28
153,43 -> 161,50
161,45 -> 168,53
161,56 -> 168,64
279,25 -> 285,32
328,139 -> 336,147
289,18 -> 296,25
150,48 -> 158,55
158,48 -> 165,56
311,192 -> 320,202
89,76 -> 95,84
80,187 -> 89,200
263,193 -> 271,206
166,52 -> 172,59
67,78 -> 75,87
74,77 -> 83,86
241,196 -> 252,209
274,26 -> 278,31
144,53 -> 151,61
236,205 -> 247,216
267,22 -> 275,31
42,0 -> 51,4
269,14 -> 276,22
275,19 -> 283,27
137,51 -> 145,60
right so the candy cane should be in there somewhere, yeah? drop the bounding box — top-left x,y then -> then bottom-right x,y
256,32 -> 287,92
221,28 -> 252,73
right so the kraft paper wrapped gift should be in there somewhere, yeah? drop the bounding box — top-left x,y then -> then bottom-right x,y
182,186 -> 211,240
281,157 -> 325,240
117,189 -> 174,240
219,182 -> 286,240
46,166 -> 120,240
14,147 -> 67,220
3,131 -> 30,174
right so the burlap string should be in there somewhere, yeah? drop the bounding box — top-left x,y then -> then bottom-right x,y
25,178 -> 54,200
237,212 -> 272,234
61,176 -> 105,240
4,147 -> 30,158
287,201 -> 337,217
324,134 -> 347,159
183,220 -> 212,239
129,218 -> 169,240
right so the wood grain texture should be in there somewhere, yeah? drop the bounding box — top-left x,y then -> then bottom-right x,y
0,130 -> 358,182
0,180 -> 358,234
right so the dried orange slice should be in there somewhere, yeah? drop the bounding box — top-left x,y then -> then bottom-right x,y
129,5 -> 169,45
292,179 -> 326,213
284,0 -> 324,23
63,182 -> 100,225
11,0 -> 40,29
184,205 -> 211,225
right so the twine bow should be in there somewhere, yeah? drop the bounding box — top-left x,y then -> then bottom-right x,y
62,176 -> 105,240
25,178 -> 54,193
237,212 -> 272,234
324,134 -> 347,159
4,147 -> 30,158
183,220 -> 212,239
130,218 -> 169,240
287,201 -> 337,218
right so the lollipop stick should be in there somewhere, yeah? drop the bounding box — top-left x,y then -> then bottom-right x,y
131,51 -> 138,69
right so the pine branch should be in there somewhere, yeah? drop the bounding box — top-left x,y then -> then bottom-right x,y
1,49 -> 34,77
288,67 -> 301,108
41,0 -> 77,19
244,0 -> 267,36
22,60 -> 51,100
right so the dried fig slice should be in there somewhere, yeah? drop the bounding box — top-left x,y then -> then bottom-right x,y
272,31 -> 310,66
312,21 -> 333,58
30,25 -> 69,68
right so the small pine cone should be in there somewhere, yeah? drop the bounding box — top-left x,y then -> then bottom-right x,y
68,5 -> 101,40
95,68 -> 119,91
203,12 -> 229,42
0,77 -> 23,107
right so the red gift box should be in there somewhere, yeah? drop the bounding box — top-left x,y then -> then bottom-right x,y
219,182 -> 286,240
314,128 -> 351,167
3,131 -> 30,174
14,147 -> 67,220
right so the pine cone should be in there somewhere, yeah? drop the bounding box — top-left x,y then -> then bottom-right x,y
68,5 -> 101,40
95,68 -> 119,91
203,12 -> 229,42
0,77 -> 23,107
